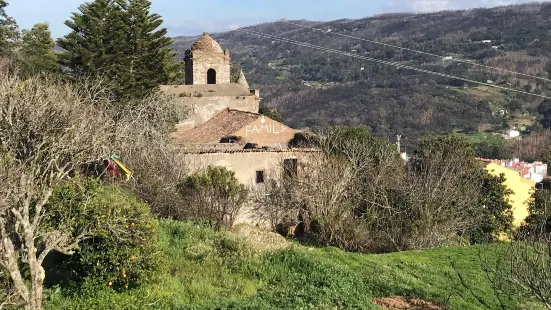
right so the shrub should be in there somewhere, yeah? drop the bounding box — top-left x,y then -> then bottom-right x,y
177,166 -> 248,229
109,92 -> 189,219
256,129 -> 511,253
0,73 -> 113,310
467,172 -> 514,244
44,178 -> 161,289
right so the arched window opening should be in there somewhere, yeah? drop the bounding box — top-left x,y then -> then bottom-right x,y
207,69 -> 217,84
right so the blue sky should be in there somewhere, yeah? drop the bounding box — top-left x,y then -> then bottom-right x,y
6,0 -> 550,39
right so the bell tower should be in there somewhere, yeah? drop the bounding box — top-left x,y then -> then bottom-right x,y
184,32 -> 230,85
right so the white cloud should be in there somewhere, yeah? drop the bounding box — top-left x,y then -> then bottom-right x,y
165,17 -> 266,37
166,20 -> 243,36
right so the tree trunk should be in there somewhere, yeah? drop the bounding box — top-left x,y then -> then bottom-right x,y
28,264 -> 45,310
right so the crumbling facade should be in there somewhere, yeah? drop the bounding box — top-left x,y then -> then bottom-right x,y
160,84 -> 259,130
162,33 -> 312,228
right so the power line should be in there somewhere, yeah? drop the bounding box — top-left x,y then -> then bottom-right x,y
234,28 -> 551,100
279,20 -> 551,84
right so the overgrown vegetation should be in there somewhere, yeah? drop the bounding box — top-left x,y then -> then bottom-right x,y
178,166 -> 249,229
42,221 -> 544,309
255,127 -> 514,253
482,178 -> 551,309
44,179 -> 161,289
0,71 -> 114,310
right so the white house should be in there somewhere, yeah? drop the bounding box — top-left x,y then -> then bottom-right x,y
507,130 -> 520,138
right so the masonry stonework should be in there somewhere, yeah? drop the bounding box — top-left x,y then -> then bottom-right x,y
184,32 -> 230,85
160,83 -> 260,130
161,32 -> 308,229
176,95 -> 259,129
183,151 -> 309,226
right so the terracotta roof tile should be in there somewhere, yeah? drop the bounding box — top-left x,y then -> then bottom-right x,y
172,109 -> 259,145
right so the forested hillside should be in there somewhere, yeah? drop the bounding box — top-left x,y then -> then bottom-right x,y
173,2 -> 551,149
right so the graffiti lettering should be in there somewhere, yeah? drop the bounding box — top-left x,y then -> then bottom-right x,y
246,123 -> 288,137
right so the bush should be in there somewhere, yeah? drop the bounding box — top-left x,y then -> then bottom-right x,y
44,178 -> 161,289
518,179 -> 551,237
257,129 -> 512,253
0,72 -> 115,310
177,166 -> 248,229
108,92 -> 189,219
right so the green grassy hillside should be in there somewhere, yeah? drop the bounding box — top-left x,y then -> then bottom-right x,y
44,221 -> 543,309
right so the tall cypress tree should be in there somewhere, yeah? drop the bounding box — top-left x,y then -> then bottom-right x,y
58,0 -> 181,100
0,0 -> 19,56
20,23 -> 59,75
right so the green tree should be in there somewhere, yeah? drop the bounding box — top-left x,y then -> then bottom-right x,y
537,99 -> 551,129
20,23 -> 59,75
520,179 -> 551,235
178,166 -> 249,229
58,0 -> 180,100
0,0 -> 19,56
163,50 -> 185,84
115,0 -> 178,98
44,178 -> 161,289
259,106 -> 284,123
468,172 -> 514,244
57,0 -> 120,77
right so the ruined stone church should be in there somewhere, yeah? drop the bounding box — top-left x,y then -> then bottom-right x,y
160,34 -> 313,223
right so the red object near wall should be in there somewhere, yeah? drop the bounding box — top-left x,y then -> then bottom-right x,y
108,162 -> 120,177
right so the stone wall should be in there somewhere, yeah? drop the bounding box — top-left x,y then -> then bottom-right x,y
184,50 -> 194,85
183,150 -> 309,226
190,50 -> 230,85
174,95 -> 259,129
185,151 -> 303,186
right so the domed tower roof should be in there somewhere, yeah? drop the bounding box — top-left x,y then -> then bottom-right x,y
191,32 -> 224,55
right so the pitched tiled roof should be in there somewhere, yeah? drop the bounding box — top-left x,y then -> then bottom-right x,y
172,109 -> 259,145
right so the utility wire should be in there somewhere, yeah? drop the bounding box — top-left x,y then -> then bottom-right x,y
279,19 -> 551,84
235,28 -> 551,100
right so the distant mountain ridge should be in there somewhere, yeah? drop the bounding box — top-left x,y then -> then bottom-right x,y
172,2 -> 551,148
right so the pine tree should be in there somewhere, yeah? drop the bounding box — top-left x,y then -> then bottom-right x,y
0,0 -> 19,56
58,0 -> 181,100
58,0 -> 122,78
115,0 -> 177,98
20,23 -> 59,75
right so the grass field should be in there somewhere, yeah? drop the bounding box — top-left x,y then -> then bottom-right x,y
44,221 -> 544,310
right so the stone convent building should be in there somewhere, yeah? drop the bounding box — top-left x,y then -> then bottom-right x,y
160,33 -> 313,225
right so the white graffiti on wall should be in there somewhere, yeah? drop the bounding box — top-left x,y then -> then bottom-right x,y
245,116 -> 288,137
